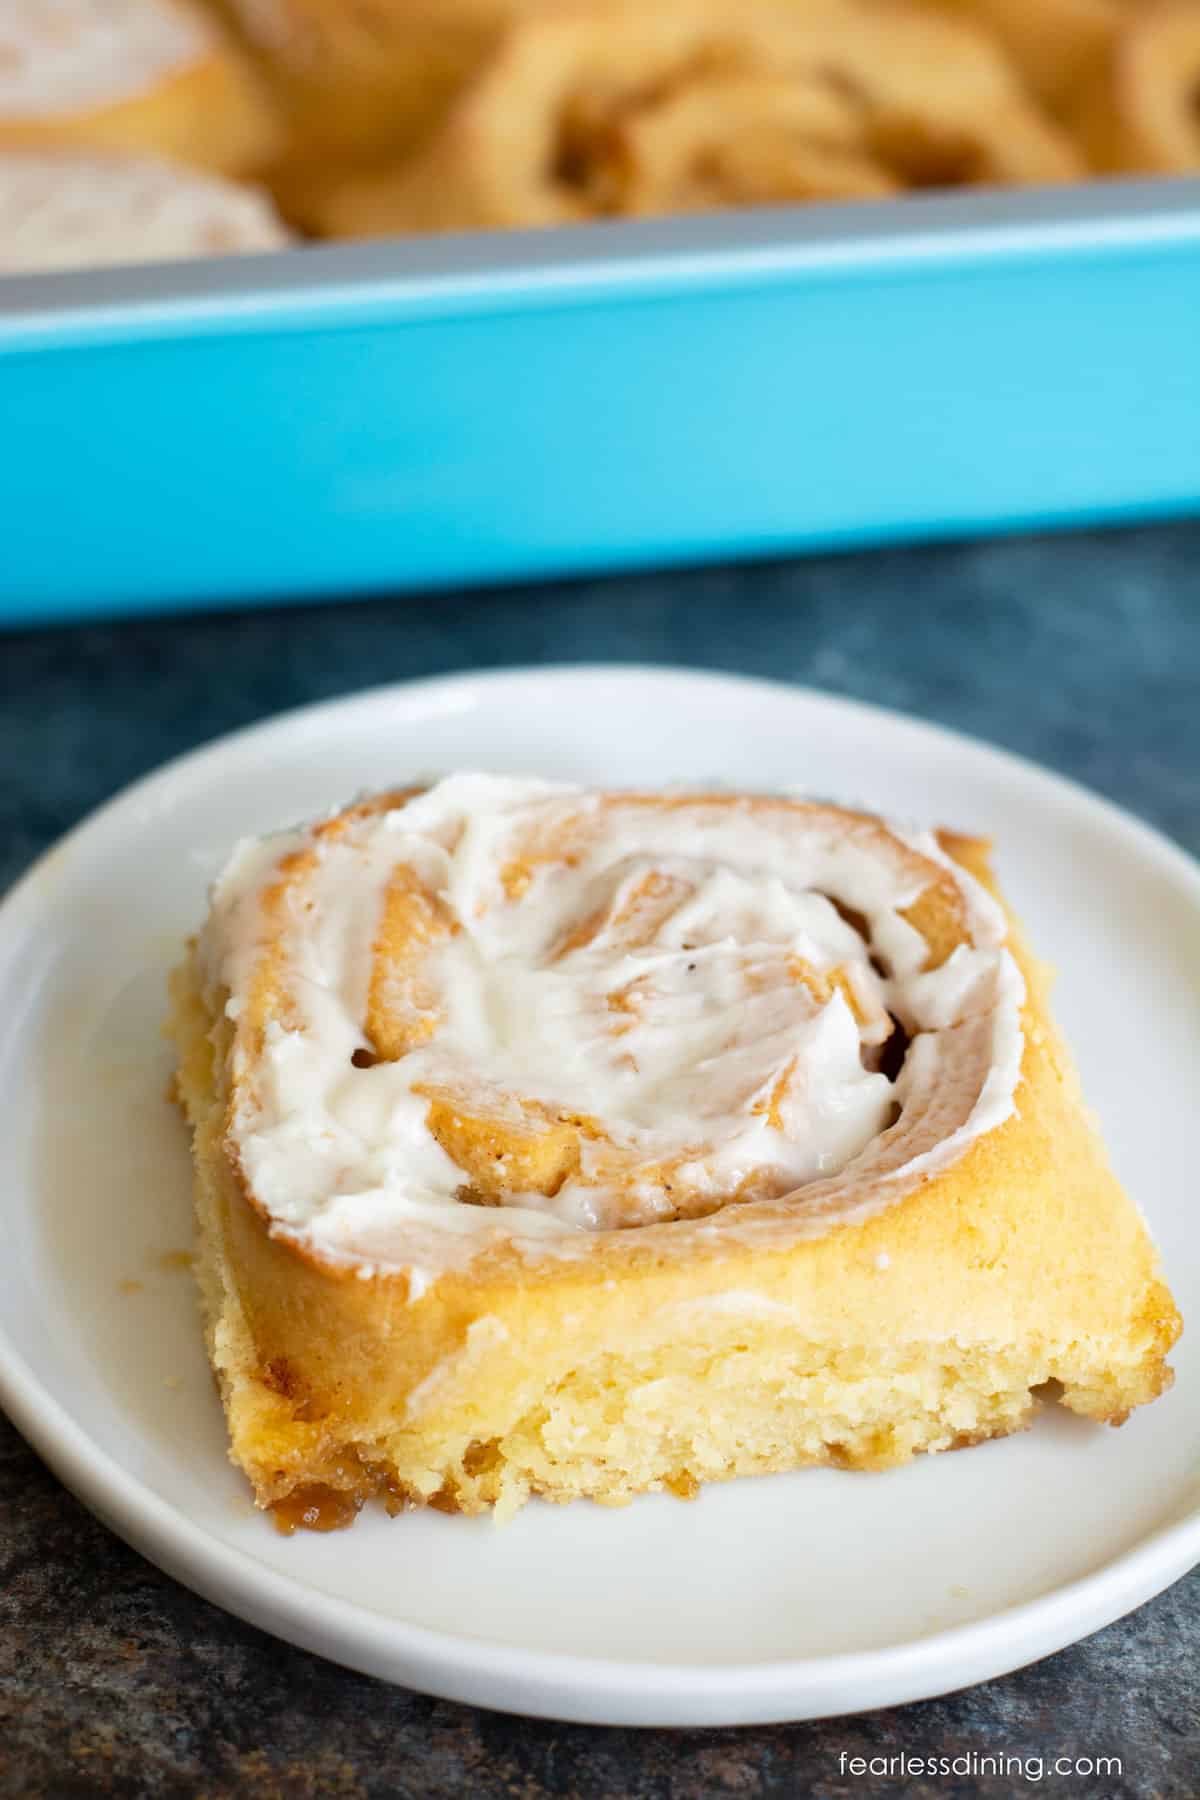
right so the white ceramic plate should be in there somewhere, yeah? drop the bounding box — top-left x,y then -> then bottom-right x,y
0,666 -> 1196,1728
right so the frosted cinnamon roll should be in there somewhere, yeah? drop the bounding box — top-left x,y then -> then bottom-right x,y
0,152 -> 290,276
319,0 -> 1081,240
1073,2 -> 1200,171
0,0 -> 280,175
167,776 -> 1179,1526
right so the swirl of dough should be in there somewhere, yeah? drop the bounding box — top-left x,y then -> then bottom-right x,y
1073,1 -> 1200,173
202,776 -> 1025,1273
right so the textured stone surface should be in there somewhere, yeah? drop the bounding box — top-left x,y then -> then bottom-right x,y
1,523 -> 1197,1796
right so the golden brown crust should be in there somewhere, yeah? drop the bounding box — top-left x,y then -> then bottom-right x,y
219,0 -> 546,211
928,0 -> 1125,110
1071,2 -> 1200,172
167,796 -> 1180,1524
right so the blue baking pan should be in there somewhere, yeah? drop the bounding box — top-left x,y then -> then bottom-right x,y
1,177 -> 1198,625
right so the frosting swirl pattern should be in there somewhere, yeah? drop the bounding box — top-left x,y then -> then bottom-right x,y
202,776 -> 1024,1274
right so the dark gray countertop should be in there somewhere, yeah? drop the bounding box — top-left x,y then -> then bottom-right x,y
1,524 -> 1197,1797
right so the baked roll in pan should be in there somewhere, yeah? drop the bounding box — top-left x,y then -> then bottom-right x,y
221,0 -> 544,170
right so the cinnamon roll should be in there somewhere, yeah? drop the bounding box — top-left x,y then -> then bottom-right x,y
167,777 -> 1179,1526
0,0 -> 280,175
319,0 -> 1081,239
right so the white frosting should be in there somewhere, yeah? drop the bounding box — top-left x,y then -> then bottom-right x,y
201,776 -> 1025,1280
0,152 -> 289,275
0,0 -> 211,118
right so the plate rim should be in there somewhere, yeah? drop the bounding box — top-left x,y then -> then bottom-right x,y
1,662 -> 1197,1727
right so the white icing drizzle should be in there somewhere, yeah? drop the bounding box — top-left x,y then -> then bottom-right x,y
0,0 -> 212,119
201,775 -> 1025,1281
0,152 -> 289,274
